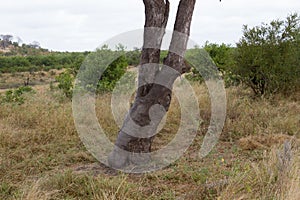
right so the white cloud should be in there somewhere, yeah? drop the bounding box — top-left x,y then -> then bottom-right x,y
1,0 -> 299,51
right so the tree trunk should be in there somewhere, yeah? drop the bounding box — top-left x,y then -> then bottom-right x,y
108,0 -> 196,169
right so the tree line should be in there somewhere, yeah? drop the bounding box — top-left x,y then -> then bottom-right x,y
1,13 -> 299,97
0,52 -> 87,73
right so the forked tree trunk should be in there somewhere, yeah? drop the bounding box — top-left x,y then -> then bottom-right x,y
109,0 -> 196,168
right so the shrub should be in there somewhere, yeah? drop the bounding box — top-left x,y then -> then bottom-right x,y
232,13 -> 300,96
126,48 -> 141,66
77,45 -> 128,93
96,55 -> 128,92
184,47 -> 223,84
0,86 -> 34,105
55,70 -> 75,98
204,43 -> 240,87
184,45 -> 239,87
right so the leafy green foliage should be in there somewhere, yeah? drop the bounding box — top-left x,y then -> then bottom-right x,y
184,44 -> 239,87
204,42 -> 233,71
160,50 -> 168,63
0,52 -> 86,73
203,43 -> 240,87
185,47 -> 209,83
77,45 -> 128,93
183,14 -> 300,95
55,70 -> 75,98
126,48 -> 141,66
185,46 -> 232,84
0,86 -> 34,105
233,13 -> 300,96
97,54 -> 128,92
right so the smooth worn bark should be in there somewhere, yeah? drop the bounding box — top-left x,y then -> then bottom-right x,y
108,0 -> 196,169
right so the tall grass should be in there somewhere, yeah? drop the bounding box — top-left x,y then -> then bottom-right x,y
0,83 -> 299,199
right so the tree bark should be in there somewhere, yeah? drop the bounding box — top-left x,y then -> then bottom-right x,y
108,0 -> 196,169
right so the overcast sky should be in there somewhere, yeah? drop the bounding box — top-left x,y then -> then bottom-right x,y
1,0 -> 299,51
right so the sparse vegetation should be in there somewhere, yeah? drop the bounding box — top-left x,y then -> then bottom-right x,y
0,13 -> 299,200
0,86 -> 34,105
0,82 -> 299,199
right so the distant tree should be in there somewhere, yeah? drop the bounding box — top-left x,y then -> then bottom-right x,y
12,42 -> 19,47
232,13 -> 300,96
115,43 -> 126,51
29,41 -> 41,49
0,34 -> 13,49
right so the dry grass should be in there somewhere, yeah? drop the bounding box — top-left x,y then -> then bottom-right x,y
23,172 -> 138,200
0,69 -> 64,92
218,141 -> 300,200
0,81 -> 299,199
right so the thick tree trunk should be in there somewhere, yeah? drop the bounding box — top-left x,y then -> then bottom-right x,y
108,0 -> 196,169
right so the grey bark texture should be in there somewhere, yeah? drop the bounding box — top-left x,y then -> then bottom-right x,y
108,0 -> 196,169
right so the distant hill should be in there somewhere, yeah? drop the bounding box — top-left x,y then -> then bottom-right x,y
0,34 -> 49,56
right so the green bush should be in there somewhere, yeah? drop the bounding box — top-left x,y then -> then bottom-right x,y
184,44 -> 239,87
55,46 -> 129,97
184,47 -> 225,84
55,70 -> 75,98
0,86 -> 34,105
97,55 -> 128,92
77,45 -> 128,93
203,43 -> 240,87
126,48 -> 141,66
232,13 -> 300,96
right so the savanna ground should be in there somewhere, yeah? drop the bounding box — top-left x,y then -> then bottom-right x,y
0,71 -> 299,200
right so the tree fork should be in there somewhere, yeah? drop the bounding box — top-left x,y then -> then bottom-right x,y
108,0 -> 196,169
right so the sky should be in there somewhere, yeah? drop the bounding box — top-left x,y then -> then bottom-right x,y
1,0 -> 299,52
